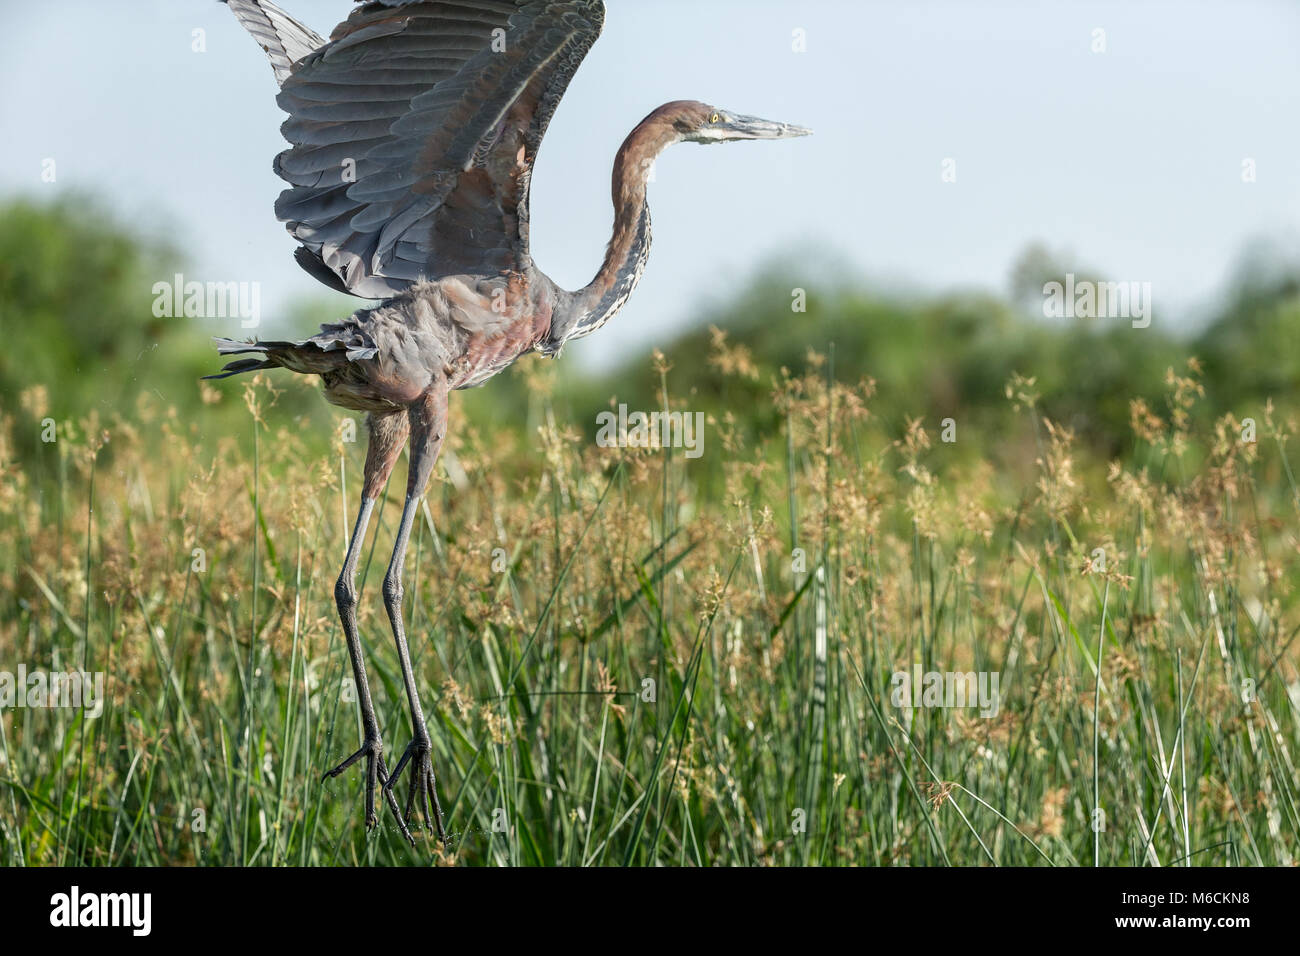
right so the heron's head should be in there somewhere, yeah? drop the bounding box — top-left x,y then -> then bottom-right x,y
616,101 -> 811,193
671,100 -> 812,145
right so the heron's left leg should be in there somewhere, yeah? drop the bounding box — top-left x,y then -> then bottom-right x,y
323,412 -> 408,835
382,384 -> 449,843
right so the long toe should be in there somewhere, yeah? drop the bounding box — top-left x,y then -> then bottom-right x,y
425,770 -> 447,844
384,739 -> 448,844
322,743 -> 370,781
322,739 -> 408,838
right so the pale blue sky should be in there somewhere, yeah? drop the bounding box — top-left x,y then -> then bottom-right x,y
3,0 -> 1298,364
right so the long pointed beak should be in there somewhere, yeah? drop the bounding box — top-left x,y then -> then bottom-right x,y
722,113 -> 813,140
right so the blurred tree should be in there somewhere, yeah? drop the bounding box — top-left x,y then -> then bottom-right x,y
0,194 -> 179,411
0,195 -> 333,465
1195,237 -> 1300,404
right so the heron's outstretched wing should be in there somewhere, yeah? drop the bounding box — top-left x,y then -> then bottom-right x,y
222,0 -> 326,85
255,0 -> 605,299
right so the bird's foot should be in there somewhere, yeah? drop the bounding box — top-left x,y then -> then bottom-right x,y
384,735 -> 447,845
322,735 -> 403,832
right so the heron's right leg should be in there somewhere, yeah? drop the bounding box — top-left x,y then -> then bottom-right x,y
380,387 -> 449,843
323,412 -> 409,833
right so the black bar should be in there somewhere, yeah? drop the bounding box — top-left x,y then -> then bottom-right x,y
0,865 -> 1280,942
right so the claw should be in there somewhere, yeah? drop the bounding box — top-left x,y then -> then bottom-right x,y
384,737 -> 447,844
322,738 -> 405,834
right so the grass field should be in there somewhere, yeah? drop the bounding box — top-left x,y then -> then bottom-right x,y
2,350 -> 1299,867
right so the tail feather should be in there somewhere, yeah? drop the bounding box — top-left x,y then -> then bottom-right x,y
205,335 -> 352,380
205,337 -> 292,380
213,336 -> 267,356
203,357 -> 277,380
214,336 -> 309,353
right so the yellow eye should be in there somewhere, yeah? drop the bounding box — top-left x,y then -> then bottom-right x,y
710,113 -> 720,124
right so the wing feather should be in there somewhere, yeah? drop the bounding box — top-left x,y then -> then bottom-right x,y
222,0 -> 326,84
226,0 -> 605,298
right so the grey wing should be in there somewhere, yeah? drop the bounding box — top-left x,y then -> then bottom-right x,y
257,0 -> 605,299
222,0 -> 326,85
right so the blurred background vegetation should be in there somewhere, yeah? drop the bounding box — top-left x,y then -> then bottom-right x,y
4,195 -> 1299,479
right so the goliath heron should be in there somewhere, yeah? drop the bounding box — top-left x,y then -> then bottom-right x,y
209,0 -> 809,845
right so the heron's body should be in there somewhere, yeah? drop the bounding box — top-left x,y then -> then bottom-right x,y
208,0 -> 807,845
225,272 -> 558,410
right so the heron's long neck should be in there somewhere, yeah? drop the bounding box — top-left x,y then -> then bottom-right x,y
551,120 -> 676,348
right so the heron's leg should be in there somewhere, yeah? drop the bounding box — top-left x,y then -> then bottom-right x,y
381,386 -> 449,843
323,412 -> 409,836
